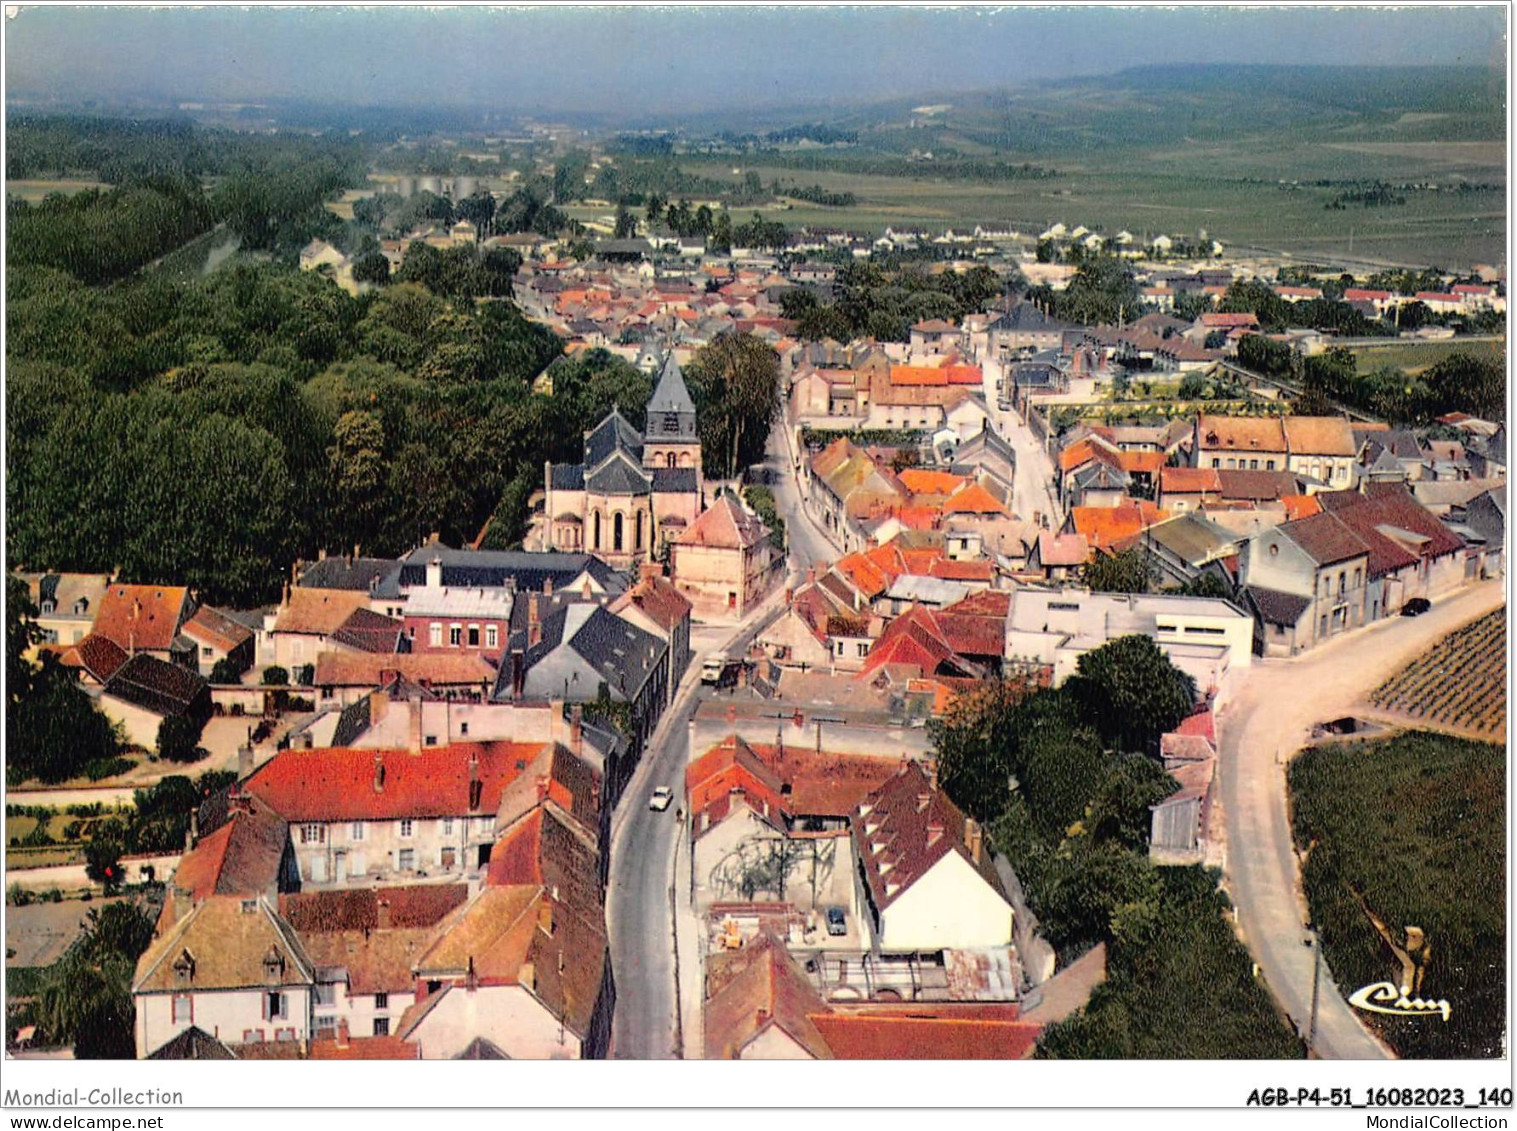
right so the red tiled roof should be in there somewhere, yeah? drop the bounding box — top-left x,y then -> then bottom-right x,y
1314,486 -> 1466,578
1282,494 -> 1323,521
1278,510 -> 1372,567
274,588 -> 370,637
1070,502 -> 1168,551
308,1035 -> 420,1060
890,365 -> 949,387
677,495 -> 768,550
245,741 -> 553,822
1200,312 -> 1259,327
92,584 -> 190,652
1116,451 -> 1166,475
1160,466 -> 1223,496
860,606 -> 980,680
851,761 -> 1006,911
685,735 -> 789,831
705,932 -> 832,1060
943,482 -> 1009,516
182,606 -> 253,654
280,885 -> 468,933
313,650 -> 496,688
811,1007 -> 1041,1059
74,633 -> 130,683
1036,531 -> 1090,567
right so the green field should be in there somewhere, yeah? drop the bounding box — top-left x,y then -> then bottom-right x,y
5,178 -> 113,202
676,154 -> 1504,270
1289,731 -> 1505,1058
1348,336 -> 1506,376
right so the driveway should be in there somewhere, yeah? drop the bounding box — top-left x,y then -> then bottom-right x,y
1219,580 -> 1505,1059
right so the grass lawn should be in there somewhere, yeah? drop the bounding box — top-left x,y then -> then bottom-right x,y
1348,337 -> 1506,377
1289,731 -> 1505,1057
5,178 -> 112,202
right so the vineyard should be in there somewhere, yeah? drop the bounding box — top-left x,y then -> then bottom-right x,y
1369,608 -> 1506,737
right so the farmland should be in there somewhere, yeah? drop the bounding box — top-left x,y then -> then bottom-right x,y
4,177 -> 113,202
1348,336 -> 1506,377
1289,730 -> 1505,1058
1369,607 -> 1506,738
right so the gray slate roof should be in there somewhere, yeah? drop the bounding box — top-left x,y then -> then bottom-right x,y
584,410 -> 643,469
651,467 -> 699,493
648,353 -> 696,416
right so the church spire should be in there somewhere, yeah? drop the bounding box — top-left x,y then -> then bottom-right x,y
648,350 -> 696,417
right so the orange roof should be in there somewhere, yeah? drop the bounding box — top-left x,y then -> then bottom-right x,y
92,584 -> 190,652
308,1035 -> 420,1060
943,482 -> 1009,516
811,1008 -> 1041,1059
941,364 -> 984,385
890,365 -> 950,387
1282,494 -> 1323,521
1160,466 -> 1222,495
1116,451 -> 1166,475
1058,436 -> 1119,474
1071,502 -> 1169,550
898,469 -> 967,497
274,588 -> 370,637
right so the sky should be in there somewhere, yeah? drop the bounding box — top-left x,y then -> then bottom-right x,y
4,4 -> 1508,118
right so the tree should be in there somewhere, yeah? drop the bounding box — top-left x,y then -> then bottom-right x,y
1082,546 -> 1153,594
1066,635 -> 1198,755
261,665 -> 289,686
928,678 -> 1033,822
613,203 -> 637,239
351,250 -> 391,286
84,825 -> 126,893
685,332 -> 781,481
157,714 -> 205,763
35,900 -> 155,1058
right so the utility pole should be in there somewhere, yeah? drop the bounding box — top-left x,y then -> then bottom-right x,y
1306,927 -> 1323,1056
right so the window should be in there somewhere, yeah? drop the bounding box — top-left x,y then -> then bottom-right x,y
1353,568 -> 1362,587
857,643 -> 869,657
275,1028 -> 296,1043
449,625 -> 462,647
1249,459 -> 1259,470
314,1016 -> 338,1036
408,626 -> 416,640
202,646 -> 214,659
468,625 -> 480,647
424,735 -> 438,746
442,817 -> 454,836
1338,571 -> 1346,596
1211,458 -> 1220,468
172,994 -> 193,1024
373,1018 -> 391,1037
440,846 -> 457,870
486,625 -> 498,650
1266,459 -> 1276,470
300,823 -> 324,845
314,984 -> 336,1007
398,848 -> 416,871
374,992 -> 389,1011
459,721 -> 470,737
398,819 -> 414,839
243,1029 -> 265,1044
350,822 -> 365,841
266,991 -> 287,1021
429,623 -> 442,648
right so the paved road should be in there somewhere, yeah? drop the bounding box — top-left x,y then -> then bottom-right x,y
1219,580 -> 1505,1059
606,417 -> 822,1058
979,353 -> 1063,529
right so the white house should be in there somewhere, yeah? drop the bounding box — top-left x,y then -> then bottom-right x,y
851,762 -> 1013,953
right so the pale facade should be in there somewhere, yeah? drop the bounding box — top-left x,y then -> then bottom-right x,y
875,851 -> 1014,953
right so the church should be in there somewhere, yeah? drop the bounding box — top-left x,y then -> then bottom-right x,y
542,353 -> 704,568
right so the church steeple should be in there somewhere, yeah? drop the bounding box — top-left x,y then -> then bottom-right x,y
642,348 -> 702,479
645,351 -> 697,443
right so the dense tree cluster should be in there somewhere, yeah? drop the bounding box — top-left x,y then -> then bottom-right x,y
1028,256 -> 1142,325
8,178 -> 214,285
685,332 -> 783,481
929,639 -> 1293,1057
782,261 -> 1005,342
33,900 -> 158,1058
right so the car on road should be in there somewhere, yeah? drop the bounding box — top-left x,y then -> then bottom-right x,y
648,787 -> 674,812
825,907 -> 847,937
700,653 -> 741,689
1400,597 -> 1432,617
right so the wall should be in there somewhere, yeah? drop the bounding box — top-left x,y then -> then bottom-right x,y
291,814 -> 497,887
409,983 -> 580,1060
136,986 -> 312,1058
878,852 -> 1013,952
312,980 -> 415,1041
97,695 -> 164,751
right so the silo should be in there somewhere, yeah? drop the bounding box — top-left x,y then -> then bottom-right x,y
418,175 -> 442,196
454,175 -> 479,200
394,175 -> 416,198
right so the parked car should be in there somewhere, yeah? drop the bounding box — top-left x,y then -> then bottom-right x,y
700,653 -> 741,689
825,906 -> 847,937
1401,597 -> 1432,617
648,787 -> 674,812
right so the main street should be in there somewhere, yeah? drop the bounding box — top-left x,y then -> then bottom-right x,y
979,352 -> 1063,529
605,415 -> 828,1058
1219,579 -> 1504,1059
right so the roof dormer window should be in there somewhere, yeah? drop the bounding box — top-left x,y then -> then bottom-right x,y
173,949 -> 196,983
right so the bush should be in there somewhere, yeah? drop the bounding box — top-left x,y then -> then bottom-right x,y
84,756 -> 133,782
261,665 -> 289,687
156,715 -> 205,763
209,657 -> 245,684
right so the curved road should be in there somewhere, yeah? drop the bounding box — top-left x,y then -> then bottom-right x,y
1219,580 -> 1504,1058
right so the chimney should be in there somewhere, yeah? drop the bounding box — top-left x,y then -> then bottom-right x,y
640,561 -> 662,583
926,822 -> 944,847
466,955 -> 478,993
408,697 -> 423,754
528,594 -> 541,647
376,898 -> 392,930
569,704 -> 583,755
427,557 -> 443,590
468,752 -> 482,811
536,775 -> 550,802
784,587 -> 794,608
511,648 -> 525,699
756,1008 -> 771,1027
373,751 -> 386,793
807,566 -> 816,584
543,575 -> 554,596
335,1018 -> 350,1049
966,818 -> 983,864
